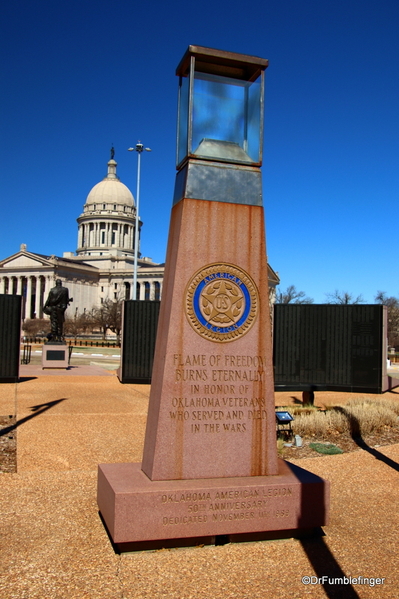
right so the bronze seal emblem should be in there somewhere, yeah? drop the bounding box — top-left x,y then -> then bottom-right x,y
185,263 -> 259,342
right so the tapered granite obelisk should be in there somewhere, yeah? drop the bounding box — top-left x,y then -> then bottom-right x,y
98,46 -> 329,547
141,197 -> 278,481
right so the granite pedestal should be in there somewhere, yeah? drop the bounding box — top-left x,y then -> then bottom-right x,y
98,460 -> 329,546
42,343 -> 69,369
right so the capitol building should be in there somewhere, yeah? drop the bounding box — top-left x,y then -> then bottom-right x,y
0,151 -> 279,321
0,152 -> 164,320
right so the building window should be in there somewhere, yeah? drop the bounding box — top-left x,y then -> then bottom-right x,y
154,281 -> 161,301
101,286 -> 104,292
114,283 -> 118,290
144,282 -> 150,301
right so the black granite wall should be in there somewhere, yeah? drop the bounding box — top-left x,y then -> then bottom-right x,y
273,304 -> 385,393
118,300 -> 161,384
0,294 -> 22,382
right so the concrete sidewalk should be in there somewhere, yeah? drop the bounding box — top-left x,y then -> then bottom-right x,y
20,363 -> 115,377
0,375 -> 398,598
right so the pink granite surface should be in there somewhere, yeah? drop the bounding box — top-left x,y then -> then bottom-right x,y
97,460 -> 329,544
141,199 -> 278,481
97,196 -> 330,546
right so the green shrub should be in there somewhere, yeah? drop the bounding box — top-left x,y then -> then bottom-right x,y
309,443 -> 343,455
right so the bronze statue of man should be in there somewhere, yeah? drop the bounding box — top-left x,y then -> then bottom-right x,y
43,279 -> 72,342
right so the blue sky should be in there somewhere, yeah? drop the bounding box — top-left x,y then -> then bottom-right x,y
1,0 -> 398,303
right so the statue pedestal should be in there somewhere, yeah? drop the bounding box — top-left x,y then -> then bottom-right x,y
41,343 -> 69,369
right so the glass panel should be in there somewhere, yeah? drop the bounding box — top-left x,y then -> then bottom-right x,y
192,72 -> 261,164
177,76 -> 189,166
246,76 -> 261,162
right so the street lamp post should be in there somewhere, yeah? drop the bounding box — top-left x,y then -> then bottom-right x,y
128,142 -> 151,300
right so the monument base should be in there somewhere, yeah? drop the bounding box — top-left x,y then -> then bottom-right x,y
97,460 -> 329,547
41,343 -> 69,369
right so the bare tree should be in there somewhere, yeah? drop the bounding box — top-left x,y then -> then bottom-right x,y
22,318 -> 50,338
375,291 -> 399,348
91,304 -> 110,340
91,298 -> 123,343
325,290 -> 365,304
275,285 -> 314,304
64,311 -> 94,344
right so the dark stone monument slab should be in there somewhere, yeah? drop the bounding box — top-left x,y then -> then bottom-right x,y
117,300 -> 160,384
0,294 -> 21,383
273,304 -> 398,393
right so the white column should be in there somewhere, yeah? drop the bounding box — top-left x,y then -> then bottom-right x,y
26,276 -> 33,319
34,276 -> 41,318
149,281 -> 155,301
139,281 -> 145,300
17,277 -> 23,295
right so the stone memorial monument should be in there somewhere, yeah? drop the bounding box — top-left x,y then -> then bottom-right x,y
42,279 -> 72,368
98,46 -> 329,547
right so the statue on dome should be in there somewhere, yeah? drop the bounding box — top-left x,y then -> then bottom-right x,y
110,145 -> 115,160
43,279 -> 73,342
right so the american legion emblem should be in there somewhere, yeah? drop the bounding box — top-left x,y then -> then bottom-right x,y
185,263 -> 259,342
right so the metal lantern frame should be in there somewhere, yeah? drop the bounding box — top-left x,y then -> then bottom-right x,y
176,46 -> 268,170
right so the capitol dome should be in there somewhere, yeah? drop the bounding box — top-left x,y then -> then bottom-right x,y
85,159 -> 135,208
76,149 -> 141,258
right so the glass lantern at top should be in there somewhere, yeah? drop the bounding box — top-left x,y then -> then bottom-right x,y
176,46 -> 268,169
